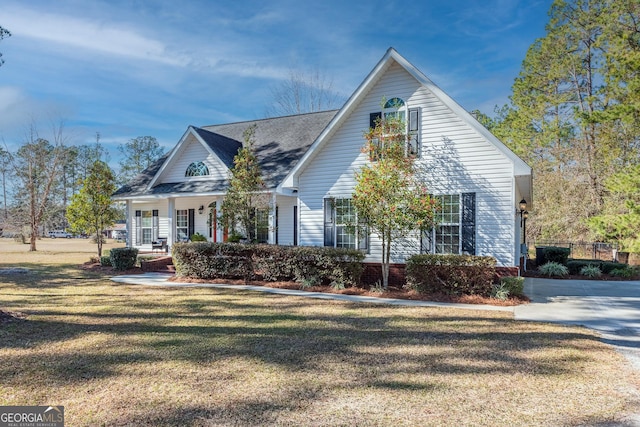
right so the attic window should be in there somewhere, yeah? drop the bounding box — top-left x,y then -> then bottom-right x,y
185,161 -> 209,177
384,98 -> 405,109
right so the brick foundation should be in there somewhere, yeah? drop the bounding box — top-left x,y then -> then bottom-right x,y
140,256 -> 174,272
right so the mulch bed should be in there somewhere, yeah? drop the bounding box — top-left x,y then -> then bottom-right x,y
166,275 -> 528,307
79,261 -> 145,276
79,261 -> 527,306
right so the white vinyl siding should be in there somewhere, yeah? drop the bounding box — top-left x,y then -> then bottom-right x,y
157,135 -> 228,184
298,61 -> 516,266
275,195 -> 297,246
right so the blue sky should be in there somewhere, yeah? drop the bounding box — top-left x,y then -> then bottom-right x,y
0,0 -> 552,166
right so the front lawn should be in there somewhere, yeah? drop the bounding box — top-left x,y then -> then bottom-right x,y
0,239 -> 639,426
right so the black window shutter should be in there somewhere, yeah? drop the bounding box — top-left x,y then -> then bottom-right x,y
293,205 -> 298,246
188,209 -> 195,239
408,108 -> 420,157
152,210 -> 159,241
461,193 -> 476,255
135,210 -> 142,246
369,112 -> 381,129
409,108 -> 419,132
275,206 -> 279,245
421,229 -> 433,254
323,199 -> 334,247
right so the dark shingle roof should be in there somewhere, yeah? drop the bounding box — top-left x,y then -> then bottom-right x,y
113,110 -> 338,198
202,110 -> 338,187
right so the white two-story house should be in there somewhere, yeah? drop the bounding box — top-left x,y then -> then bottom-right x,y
112,48 -> 532,269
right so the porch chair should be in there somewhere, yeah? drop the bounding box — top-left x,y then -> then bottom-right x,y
152,237 -> 168,253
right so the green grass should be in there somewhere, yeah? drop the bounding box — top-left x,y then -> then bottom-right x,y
0,238 -> 639,426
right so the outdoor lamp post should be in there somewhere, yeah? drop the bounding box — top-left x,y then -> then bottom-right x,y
518,199 -> 529,272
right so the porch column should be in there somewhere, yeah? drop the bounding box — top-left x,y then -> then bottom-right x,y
269,193 -> 277,245
215,199 -> 223,242
167,198 -> 175,249
125,200 -> 132,247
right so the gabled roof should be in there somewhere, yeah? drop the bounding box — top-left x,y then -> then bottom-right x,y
112,110 -> 338,199
202,110 -> 338,188
281,47 -> 532,189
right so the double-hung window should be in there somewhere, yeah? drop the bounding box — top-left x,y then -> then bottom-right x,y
134,210 -> 159,245
369,97 -> 420,159
422,193 -> 476,255
254,208 -> 269,244
176,209 -> 195,241
434,195 -> 460,254
324,198 -> 368,251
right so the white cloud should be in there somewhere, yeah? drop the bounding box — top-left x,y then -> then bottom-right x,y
5,6 -> 186,66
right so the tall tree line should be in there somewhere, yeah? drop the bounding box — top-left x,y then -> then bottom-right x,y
1,124 -> 164,248
488,0 -> 640,249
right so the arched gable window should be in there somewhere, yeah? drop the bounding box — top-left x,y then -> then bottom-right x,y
185,161 -> 209,177
383,97 -> 406,122
384,97 -> 405,109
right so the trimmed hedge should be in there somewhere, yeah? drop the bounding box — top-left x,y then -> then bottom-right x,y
542,247 -> 571,265
99,255 -> 112,267
406,254 -> 497,297
566,259 -> 628,275
109,247 -> 139,271
172,242 -> 254,280
172,243 -> 365,286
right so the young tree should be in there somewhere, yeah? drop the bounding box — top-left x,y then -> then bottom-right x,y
10,123 -> 67,251
117,136 -> 164,184
220,125 -> 269,242
353,108 -> 438,289
67,160 -> 119,256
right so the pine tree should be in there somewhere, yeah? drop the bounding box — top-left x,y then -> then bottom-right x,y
221,125 -> 269,242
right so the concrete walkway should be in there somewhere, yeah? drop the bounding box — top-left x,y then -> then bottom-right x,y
111,273 -> 640,370
515,277 -> 640,371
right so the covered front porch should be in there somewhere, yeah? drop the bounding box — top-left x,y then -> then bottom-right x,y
123,193 -> 298,252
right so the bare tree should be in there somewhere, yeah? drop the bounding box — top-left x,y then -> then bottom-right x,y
0,147 -> 10,220
265,66 -> 345,117
10,122 -> 68,251
0,26 -> 10,67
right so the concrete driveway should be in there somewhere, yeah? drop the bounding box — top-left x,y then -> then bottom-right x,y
515,277 -> 640,370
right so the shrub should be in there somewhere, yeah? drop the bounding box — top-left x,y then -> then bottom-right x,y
579,264 -> 602,278
538,262 -> 569,277
109,247 -> 139,271
567,260 -> 600,275
490,282 -> 510,300
500,276 -> 525,297
171,243 -> 365,285
599,261 -> 628,274
543,247 -> 570,265
610,267 -> 635,278
100,256 -> 112,267
172,242 -> 253,280
406,254 -> 497,297
190,232 -> 207,242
